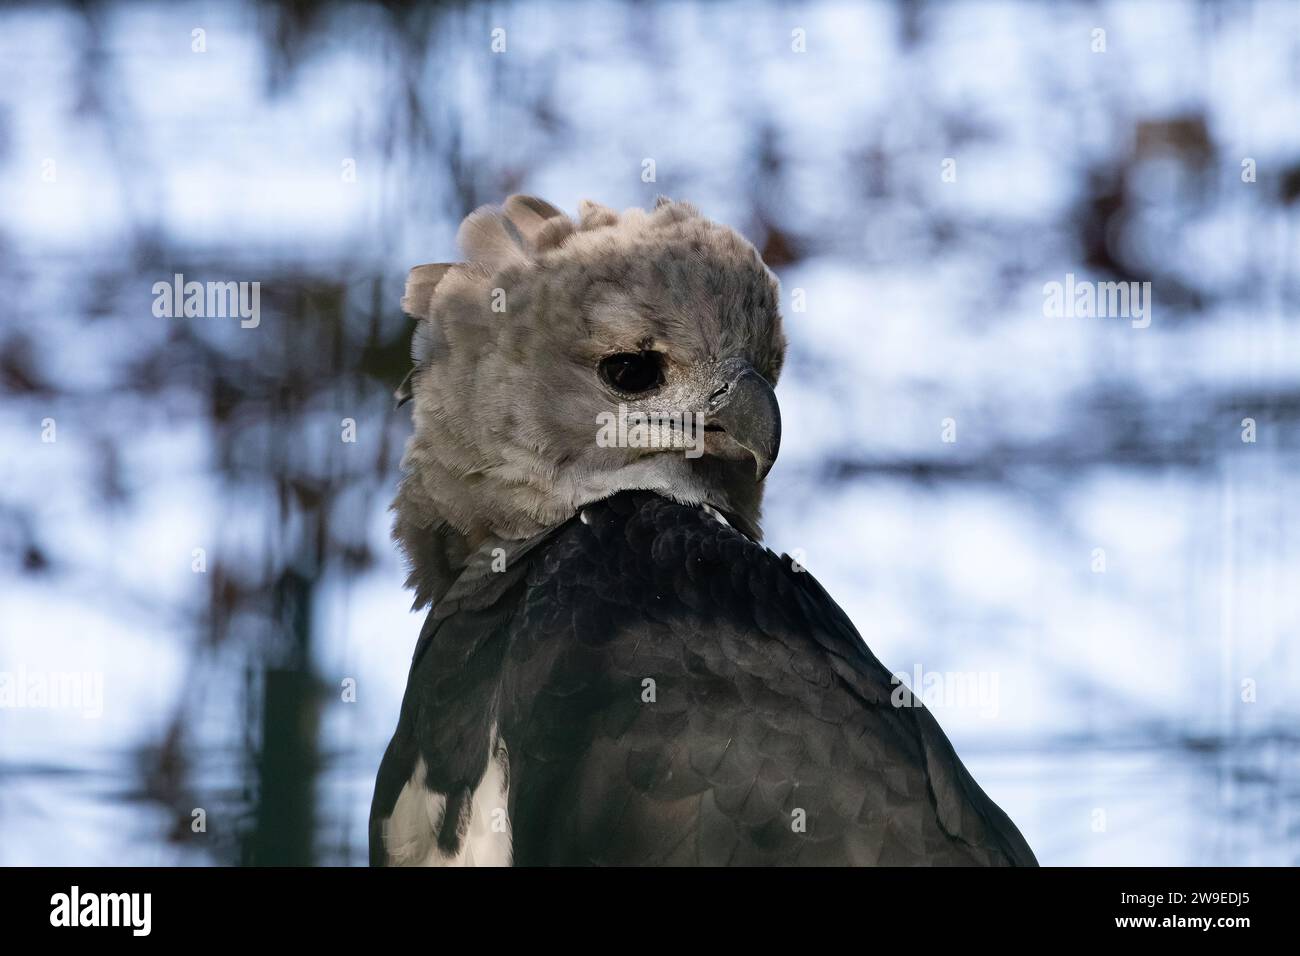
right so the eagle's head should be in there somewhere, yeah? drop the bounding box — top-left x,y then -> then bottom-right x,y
393,195 -> 786,607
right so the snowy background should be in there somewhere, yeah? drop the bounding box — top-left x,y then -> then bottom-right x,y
1,0 -> 1298,865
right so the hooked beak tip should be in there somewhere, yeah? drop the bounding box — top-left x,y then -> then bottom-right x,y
708,364 -> 781,482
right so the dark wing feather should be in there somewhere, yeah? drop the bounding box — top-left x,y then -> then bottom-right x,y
368,547 -> 534,865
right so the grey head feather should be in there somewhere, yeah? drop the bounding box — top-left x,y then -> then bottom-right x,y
502,195 -> 566,248
395,263 -> 455,407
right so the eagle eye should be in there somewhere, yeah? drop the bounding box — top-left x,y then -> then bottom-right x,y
599,351 -> 664,394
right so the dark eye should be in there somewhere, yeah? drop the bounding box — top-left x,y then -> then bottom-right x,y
599,351 -> 664,394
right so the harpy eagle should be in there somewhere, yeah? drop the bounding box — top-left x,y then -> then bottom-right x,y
370,196 -> 1037,866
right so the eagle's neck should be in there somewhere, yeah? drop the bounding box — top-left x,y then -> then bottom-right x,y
392,435 -> 763,609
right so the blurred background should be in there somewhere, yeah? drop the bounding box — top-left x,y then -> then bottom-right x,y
1,0 -> 1298,866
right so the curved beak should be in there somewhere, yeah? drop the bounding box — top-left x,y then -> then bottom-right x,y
706,361 -> 781,481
